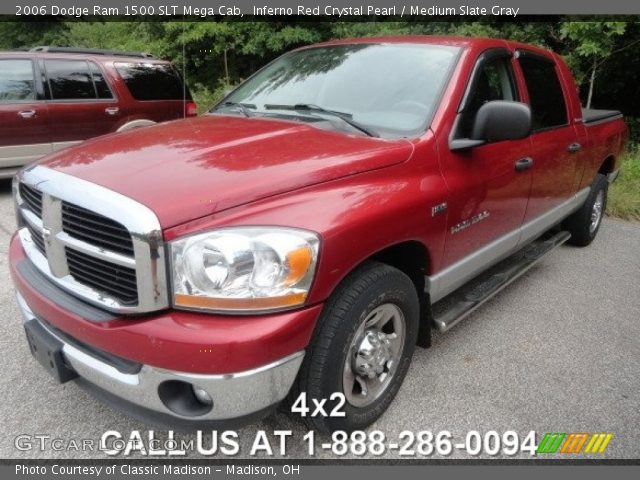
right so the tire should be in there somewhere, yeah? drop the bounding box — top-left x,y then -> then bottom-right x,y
289,261 -> 419,433
564,174 -> 608,247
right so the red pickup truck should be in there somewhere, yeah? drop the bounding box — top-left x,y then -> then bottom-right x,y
9,36 -> 627,432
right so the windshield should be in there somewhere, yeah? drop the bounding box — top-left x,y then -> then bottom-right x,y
214,43 -> 460,138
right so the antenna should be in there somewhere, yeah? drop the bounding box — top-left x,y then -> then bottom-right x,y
182,21 -> 187,118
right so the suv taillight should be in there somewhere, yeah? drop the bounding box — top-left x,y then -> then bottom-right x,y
185,102 -> 198,117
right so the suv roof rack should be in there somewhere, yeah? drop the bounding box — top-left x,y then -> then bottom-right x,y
29,46 -> 154,58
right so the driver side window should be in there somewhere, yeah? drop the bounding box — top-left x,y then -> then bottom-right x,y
457,57 -> 518,139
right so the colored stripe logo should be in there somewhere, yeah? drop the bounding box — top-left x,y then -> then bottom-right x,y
584,433 -> 613,454
537,432 -> 613,454
560,433 -> 590,453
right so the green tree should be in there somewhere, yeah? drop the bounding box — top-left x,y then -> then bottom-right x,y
560,21 -> 627,108
59,21 -> 169,54
0,21 -> 66,49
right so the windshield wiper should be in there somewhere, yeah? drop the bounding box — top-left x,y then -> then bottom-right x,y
264,103 -> 379,138
216,101 -> 256,118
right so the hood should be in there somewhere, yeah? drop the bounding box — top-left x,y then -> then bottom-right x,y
39,115 -> 413,228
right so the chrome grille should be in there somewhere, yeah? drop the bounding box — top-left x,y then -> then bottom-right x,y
25,220 -> 46,255
62,202 -> 134,256
15,166 -> 168,314
65,248 -> 138,305
19,183 -> 43,217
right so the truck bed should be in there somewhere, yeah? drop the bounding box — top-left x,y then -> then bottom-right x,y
582,108 -> 623,125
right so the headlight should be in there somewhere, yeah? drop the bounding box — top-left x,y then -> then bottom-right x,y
170,227 -> 320,313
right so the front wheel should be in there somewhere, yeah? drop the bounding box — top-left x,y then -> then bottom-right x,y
289,261 -> 419,433
564,174 -> 608,247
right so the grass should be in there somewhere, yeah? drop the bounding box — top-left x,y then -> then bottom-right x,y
608,144 -> 640,221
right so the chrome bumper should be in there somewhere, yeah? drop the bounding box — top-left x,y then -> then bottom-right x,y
16,293 -> 304,421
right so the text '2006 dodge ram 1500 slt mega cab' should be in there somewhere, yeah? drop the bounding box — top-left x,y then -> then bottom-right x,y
10,36 -> 627,432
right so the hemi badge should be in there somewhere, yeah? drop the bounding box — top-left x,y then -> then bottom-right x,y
431,202 -> 448,217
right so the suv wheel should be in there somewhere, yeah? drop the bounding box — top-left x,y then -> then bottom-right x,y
564,174 -> 608,247
290,261 -> 419,433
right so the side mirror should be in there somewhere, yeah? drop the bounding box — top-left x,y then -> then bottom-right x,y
450,100 -> 531,151
471,100 -> 531,142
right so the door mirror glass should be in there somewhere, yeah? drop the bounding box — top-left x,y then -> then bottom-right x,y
471,100 -> 531,142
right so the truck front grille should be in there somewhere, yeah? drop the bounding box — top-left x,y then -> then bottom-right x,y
65,248 -> 138,305
62,202 -> 134,256
19,195 -> 139,306
15,166 -> 168,314
25,221 -> 46,255
19,183 -> 43,217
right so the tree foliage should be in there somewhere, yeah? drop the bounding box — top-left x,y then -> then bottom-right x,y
560,21 -> 628,107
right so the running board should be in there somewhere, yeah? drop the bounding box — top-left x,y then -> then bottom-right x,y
432,231 -> 571,333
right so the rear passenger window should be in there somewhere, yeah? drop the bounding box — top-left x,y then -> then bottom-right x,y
0,59 -> 35,101
115,62 -> 188,101
89,62 -> 113,99
518,55 -> 568,130
45,60 -> 95,100
458,56 -> 517,138
45,60 -> 114,101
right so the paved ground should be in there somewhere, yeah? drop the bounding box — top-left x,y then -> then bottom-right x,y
0,177 -> 638,460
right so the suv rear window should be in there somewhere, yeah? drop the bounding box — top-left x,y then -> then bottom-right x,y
0,59 -> 35,101
114,62 -> 190,101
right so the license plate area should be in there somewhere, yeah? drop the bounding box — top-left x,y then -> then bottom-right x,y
24,319 -> 77,383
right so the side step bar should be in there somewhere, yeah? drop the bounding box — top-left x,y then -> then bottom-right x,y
432,231 -> 571,333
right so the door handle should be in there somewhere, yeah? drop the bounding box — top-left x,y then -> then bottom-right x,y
567,142 -> 582,153
105,107 -> 120,116
514,157 -> 534,172
18,110 -> 36,119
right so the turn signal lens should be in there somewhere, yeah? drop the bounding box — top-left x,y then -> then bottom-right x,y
174,292 -> 308,311
284,246 -> 313,286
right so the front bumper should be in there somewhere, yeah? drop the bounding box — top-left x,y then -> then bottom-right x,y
10,234 -> 321,423
16,293 -> 304,422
